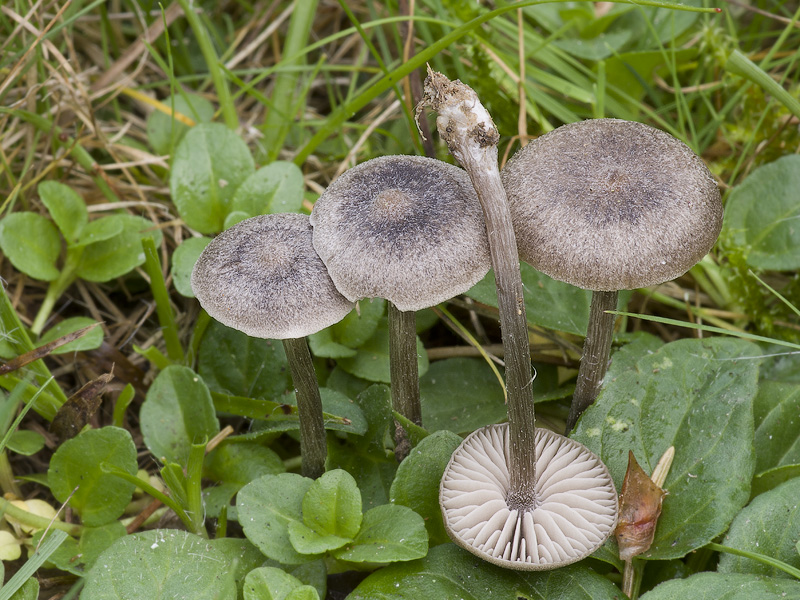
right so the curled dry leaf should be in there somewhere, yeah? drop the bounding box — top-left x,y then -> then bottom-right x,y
50,370 -> 114,444
616,450 -> 668,561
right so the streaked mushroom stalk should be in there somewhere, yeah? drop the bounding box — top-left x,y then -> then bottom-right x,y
421,69 -> 536,507
388,303 -> 421,457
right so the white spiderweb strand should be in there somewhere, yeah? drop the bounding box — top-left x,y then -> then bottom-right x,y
440,424 -> 618,570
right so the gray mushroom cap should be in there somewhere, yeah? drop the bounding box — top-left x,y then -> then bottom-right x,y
440,423 -> 618,570
191,213 -> 354,339
501,119 -> 723,291
309,155 -> 491,312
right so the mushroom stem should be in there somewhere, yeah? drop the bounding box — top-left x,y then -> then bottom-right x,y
388,302 -> 421,458
422,70 -> 536,507
566,290 -> 618,433
282,337 -> 327,479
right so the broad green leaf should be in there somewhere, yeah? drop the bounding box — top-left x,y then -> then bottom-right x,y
238,473 -> 317,565
243,567 -> 318,600
288,521 -> 351,555
307,328 -> 356,359
171,236 -> 211,297
38,181 -> 87,245
212,538 -> 268,596
38,317 -> 103,354
170,123 -> 255,233
73,216 -> 124,247
723,155 -> 800,270
419,358 -> 506,434
337,319 -> 428,383
572,338 -> 760,560
146,93 -> 215,155
300,469 -> 362,539
718,477 -> 800,578
350,543 -> 622,599
5,430 -> 45,456
7,577 -> 38,600
284,561 -> 326,600
47,522 -> 126,576
285,587 -> 318,600
389,430 -> 463,546
76,215 -> 163,282
638,572 -> 800,599
329,298 -> 385,348
326,385 -> 396,509
83,529 -> 237,600
325,367 -> 372,401
760,345 -> 800,383
754,380 -> 800,473
605,49 -> 697,101
205,441 -> 285,486
0,212 -> 61,281
333,504 -> 427,563
231,161 -> 305,217
48,427 -> 137,526
752,465 -> 800,498
199,321 -> 292,401
140,365 -> 219,465
223,210 -> 250,230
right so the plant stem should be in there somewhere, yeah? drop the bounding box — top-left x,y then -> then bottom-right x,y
282,337 -> 326,479
422,70 -> 536,507
567,290 -> 617,433
622,557 -> 645,599
0,496 -> 81,536
388,303 -> 420,459
141,237 -> 185,363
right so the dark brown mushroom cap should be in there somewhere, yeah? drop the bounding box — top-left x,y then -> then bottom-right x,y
191,214 -> 354,339
440,424 -> 618,570
501,119 -> 723,291
309,155 -> 491,312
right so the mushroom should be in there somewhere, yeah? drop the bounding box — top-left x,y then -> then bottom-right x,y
309,155 -> 491,453
501,118 -> 723,431
421,70 -> 618,570
440,423 -> 618,569
191,213 -> 354,478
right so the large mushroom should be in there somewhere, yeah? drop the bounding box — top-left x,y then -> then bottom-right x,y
191,213 -> 354,478
501,118 -> 723,431
421,70 -> 618,570
309,155 -> 491,453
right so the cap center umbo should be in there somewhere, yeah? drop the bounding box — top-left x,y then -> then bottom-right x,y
373,188 -> 414,221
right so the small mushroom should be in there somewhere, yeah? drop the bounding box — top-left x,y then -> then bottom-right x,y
501,119 -> 722,430
191,213 -> 354,478
310,155 -> 491,451
440,423 -> 618,569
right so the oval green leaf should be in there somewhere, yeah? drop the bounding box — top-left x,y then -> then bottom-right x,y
147,92 -> 215,155
38,317 -> 103,354
231,161 -> 305,217
0,212 -> 61,281
332,504 -> 427,563
38,181 -> 87,245
171,236 -> 211,297
638,572 -> 800,600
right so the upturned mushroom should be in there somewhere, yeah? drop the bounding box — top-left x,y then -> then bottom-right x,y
191,213 -> 354,479
421,70 -> 618,570
309,155 -> 491,453
501,119 -> 722,431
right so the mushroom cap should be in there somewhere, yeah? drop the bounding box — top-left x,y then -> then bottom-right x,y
501,119 -> 723,291
440,423 -> 618,570
191,213 -> 354,339
309,155 -> 491,312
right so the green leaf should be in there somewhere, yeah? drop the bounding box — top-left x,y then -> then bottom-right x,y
5,430 -> 45,456
7,577 -> 38,600
73,216 -> 124,247
330,299 -> 386,348
231,161 -> 305,217
47,427 -> 137,526
752,465 -> 800,498
83,529 -> 237,600
211,538 -> 269,596
0,212 -> 61,281
199,321 -> 292,400
723,155 -> 800,270
171,236 -> 211,297
754,380 -> 800,474
146,93 -> 215,155
47,522 -> 127,576
38,317 -> 103,354
419,358 -> 506,434
238,473 -> 317,565
389,430 -> 462,546
337,319 -> 428,383
76,215 -> 163,282
326,385 -> 396,509
638,572 -> 800,599
170,122 -> 256,233
140,365 -> 220,465
205,441 -> 285,486
572,338 -> 760,560
350,543 -> 622,599
243,567 -> 319,600
38,181 -> 87,245
302,469 -> 362,538
718,477 -> 800,578
285,587 -> 319,600
333,504 -> 427,563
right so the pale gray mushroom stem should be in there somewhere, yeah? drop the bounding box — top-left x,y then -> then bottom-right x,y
421,69 -> 536,507
567,290 -> 617,432
388,303 -> 421,421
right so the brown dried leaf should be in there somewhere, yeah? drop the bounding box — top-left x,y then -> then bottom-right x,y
0,323 -> 101,376
50,371 -> 114,444
616,450 -> 667,560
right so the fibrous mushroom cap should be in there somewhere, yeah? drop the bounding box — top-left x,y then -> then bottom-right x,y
501,119 -> 723,291
310,155 -> 491,312
440,423 -> 618,570
191,213 -> 354,339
